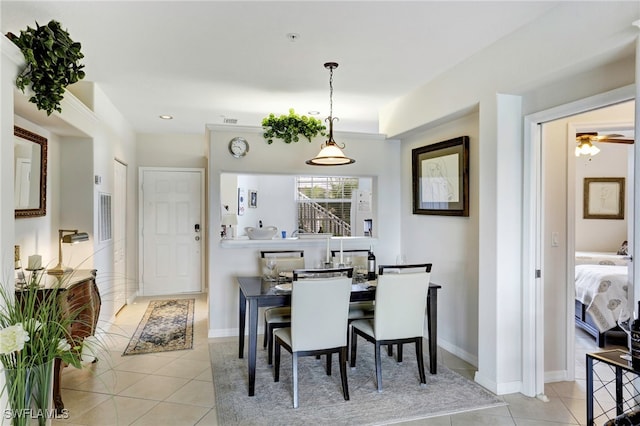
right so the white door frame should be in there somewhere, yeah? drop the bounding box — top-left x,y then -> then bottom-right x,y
138,167 -> 206,295
522,84 -> 637,397
114,159 -> 128,313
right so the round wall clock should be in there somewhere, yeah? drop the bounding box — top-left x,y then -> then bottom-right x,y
228,137 -> 249,158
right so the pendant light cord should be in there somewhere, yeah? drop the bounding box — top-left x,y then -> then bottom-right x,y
328,65 -> 334,120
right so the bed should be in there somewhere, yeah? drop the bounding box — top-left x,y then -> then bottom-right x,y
574,251 -> 630,347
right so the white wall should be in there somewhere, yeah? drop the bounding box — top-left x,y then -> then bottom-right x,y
207,125 -> 400,336
136,133 -> 207,168
401,112 -> 480,364
382,1 -> 638,395
575,145 -> 630,252
2,36 -> 139,334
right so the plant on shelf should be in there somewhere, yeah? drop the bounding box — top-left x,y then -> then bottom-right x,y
262,108 -> 327,144
6,20 -> 86,116
0,273 -> 83,426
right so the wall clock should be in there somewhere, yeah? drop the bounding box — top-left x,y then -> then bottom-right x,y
228,137 -> 249,158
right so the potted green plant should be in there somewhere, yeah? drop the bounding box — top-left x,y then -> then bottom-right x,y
262,108 -> 327,144
6,20 -> 86,116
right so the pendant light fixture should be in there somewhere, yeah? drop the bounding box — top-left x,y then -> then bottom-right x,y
306,62 -> 355,166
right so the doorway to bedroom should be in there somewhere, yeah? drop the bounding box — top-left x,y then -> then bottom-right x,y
541,99 -> 634,385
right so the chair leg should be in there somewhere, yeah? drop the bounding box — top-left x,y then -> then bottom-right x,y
397,343 -> 403,363
375,341 -> 383,392
349,329 -> 357,368
292,352 -> 299,408
387,344 -> 393,357
263,317 -> 268,348
339,347 -> 350,401
326,353 -> 332,376
274,340 -> 281,382
267,324 -> 274,365
415,338 -> 426,385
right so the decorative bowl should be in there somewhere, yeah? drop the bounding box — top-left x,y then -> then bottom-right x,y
245,226 -> 278,240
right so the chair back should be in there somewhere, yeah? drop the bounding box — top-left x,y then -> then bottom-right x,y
331,249 -> 368,270
290,269 -> 353,351
374,264 -> 432,340
260,250 -> 305,274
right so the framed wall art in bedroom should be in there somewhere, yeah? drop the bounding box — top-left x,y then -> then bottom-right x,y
583,177 -> 625,219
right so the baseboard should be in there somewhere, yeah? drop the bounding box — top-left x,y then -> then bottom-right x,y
474,370 -> 522,395
437,339 -> 478,367
210,328 -> 236,338
544,369 -> 569,383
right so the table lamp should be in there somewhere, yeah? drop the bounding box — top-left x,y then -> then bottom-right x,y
47,229 -> 89,275
221,214 -> 238,239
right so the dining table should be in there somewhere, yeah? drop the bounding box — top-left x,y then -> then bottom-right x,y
237,275 -> 442,396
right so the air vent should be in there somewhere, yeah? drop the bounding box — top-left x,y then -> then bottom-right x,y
223,118 -> 238,124
99,192 -> 112,242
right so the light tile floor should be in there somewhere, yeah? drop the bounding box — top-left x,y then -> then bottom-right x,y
53,294 -> 617,425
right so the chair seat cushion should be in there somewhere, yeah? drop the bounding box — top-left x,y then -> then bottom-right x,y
265,307 -> 291,323
348,308 -> 374,320
273,327 -> 292,346
350,319 -> 375,338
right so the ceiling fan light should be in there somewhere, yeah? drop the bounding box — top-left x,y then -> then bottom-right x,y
575,140 -> 600,157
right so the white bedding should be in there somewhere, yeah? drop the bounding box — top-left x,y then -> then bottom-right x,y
575,251 -> 629,266
575,263 -> 629,333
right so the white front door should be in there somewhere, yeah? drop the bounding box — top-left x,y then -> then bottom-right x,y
113,159 -> 127,313
140,168 -> 204,295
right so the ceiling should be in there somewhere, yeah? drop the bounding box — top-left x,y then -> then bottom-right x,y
0,1 -> 635,136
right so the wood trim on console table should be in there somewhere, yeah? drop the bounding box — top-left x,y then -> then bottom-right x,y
16,269 -> 101,414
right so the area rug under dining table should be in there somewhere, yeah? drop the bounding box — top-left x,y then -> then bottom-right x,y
210,338 -> 506,425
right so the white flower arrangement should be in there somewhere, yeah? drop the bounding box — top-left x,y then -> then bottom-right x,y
0,273 -> 85,425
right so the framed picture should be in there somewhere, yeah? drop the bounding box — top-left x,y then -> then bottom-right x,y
583,177 -> 624,219
249,190 -> 257,208
237,188 -> 246,216
412,136 -> 469,216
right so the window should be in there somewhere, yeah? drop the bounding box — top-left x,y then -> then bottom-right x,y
295,176 -> 358,236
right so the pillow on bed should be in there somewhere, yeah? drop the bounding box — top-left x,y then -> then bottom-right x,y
617,241 -> 628,256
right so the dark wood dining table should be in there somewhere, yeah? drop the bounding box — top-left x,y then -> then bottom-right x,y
237,275 -> 442,396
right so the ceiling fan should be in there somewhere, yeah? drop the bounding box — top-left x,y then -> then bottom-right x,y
575,132 -> 634,157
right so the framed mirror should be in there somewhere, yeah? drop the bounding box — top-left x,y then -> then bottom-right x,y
14,126 -> 47,218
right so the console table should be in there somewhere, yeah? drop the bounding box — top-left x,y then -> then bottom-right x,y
586,349 -> 640,426
16,269 -> 101,413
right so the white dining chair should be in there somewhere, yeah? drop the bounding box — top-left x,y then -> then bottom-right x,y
260,250 -> 305,365
273,268 -> 353,408
331,249 -> 375,321
349,263 -> 432,392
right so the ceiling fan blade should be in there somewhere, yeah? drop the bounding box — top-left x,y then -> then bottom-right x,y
597,137 -> 634,144
595,133 -> 624,139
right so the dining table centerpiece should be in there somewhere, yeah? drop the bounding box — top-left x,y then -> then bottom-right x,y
0,273 -> 82,426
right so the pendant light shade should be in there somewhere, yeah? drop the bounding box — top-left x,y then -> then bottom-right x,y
306,62 -> 355,166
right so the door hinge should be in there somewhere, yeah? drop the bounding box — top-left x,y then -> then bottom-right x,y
535,269 -> 541,278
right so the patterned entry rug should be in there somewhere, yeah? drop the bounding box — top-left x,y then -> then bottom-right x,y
123,299 -> 195,356
211,338 -> 506,425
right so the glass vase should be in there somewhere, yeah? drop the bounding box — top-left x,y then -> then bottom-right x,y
4,360 -> 54,426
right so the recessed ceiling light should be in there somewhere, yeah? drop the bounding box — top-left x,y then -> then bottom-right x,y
159,115 -> 173,120
308,111 -> 320,115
